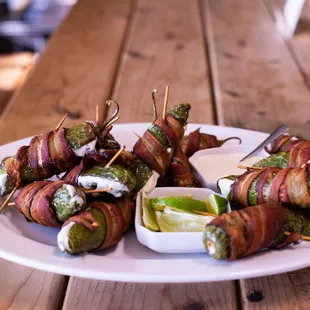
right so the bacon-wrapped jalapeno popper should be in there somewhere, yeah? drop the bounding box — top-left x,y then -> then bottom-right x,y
64,151 -> 137,197
254,138 -> 310,169
180,128 -> 241,158
15,180 -> 87,226
203,203 -> 301,260
221,165 -> 310,209
133,103 -> 190,178
57,195 -> 134,254
0,121 -> 115,197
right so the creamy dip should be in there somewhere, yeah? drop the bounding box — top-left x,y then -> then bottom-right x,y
73,139 -> 97,157
77,175 -> 129,197
57,222 -> 75,252
193,153 -> 263,183
0,173 -> 8,196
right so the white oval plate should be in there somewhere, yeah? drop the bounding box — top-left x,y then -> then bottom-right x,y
0,123 -> 309,283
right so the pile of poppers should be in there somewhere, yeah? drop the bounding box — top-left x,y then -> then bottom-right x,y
210,133 -> 310,261
1,92 -> 240,256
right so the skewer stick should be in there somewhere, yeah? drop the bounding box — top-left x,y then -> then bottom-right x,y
105,146 -> 125,168
8,202 -> 15,206
55,113 -> 68,131
152,89 -> 158,121
284,231 -> 310,241
84,187 -> 113,194
237,165 -> 263,170
0,187 -> 17,213
133,132 -> 142,140
96,104 -> 100,123
193,210 -> 217,217
162,85 -> 170,121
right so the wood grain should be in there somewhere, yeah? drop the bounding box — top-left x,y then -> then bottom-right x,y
241,268 -> 310,310
201,0 -> 310,138
63,279 -> 237,310
0,0 -> 133,309
0,53 -> 34,114
63,1 -> 236,309
267,0 -> 310,88
110,0 -> 214,124
0,0 -> 133,145
0,258 -> 67,310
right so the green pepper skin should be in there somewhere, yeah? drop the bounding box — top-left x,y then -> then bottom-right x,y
52,186 -> 87,222
167,103 -> 191,126
66,122 -> 97,150
67,209 -> 106,254
284,208 -> 310,236
203,226 -> 230,259
148,125 -> 170,148
129,157 -> 153,191
254,152 -> 289,169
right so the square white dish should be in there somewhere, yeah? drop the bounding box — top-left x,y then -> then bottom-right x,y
188,145 -> 269,192
135,187 -> 230,253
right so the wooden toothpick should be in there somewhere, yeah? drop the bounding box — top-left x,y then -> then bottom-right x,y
133,132 -> 142,140
96,104 -> 100,123
193,210 -> 217,217
152,89 -> 158,121
285,231 -> 310,241
105,146 -> 125,168
7,202 -> 15,206
55,113 -> 68,131
237,165 -> 263,170
84,187 -> 113,194
0,187 -> 17,213
162,85 -> 170,121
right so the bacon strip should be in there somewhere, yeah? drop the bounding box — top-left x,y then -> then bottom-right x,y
232,165 -> 310,208
15,180 -> 78,227
133,104 -> 190,178
265,133 -> 308,154
207,203 -> 288,260
166,146 -> 200,187
62,196 -> 135,252
2,124 -> 109,194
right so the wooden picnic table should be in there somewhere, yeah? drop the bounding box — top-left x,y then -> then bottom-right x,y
0,0 -> 310,309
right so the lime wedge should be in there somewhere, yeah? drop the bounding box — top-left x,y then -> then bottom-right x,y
150,196 -> 207,213
141,191 -> 159,232
206,194 -> 228,215
155,211 -> 212,232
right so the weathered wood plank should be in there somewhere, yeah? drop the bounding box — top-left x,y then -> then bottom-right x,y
240,268 -> 310,310
267,0 -> 310,88
0,0 -> 133,309
0,258 -> 68,310
63,0 -> 236,309
0,0 -> 133,145
201,0 -> 310,138
63,280 -> 236,310
0,52 -> 34,114
111,0 -> 214,124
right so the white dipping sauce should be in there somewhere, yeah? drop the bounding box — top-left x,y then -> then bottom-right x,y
73,139 -> 97,157
57,222 -> 75,252
0,173 -> 8,196
193,153 -> 263,183
78,175 -> 129,197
